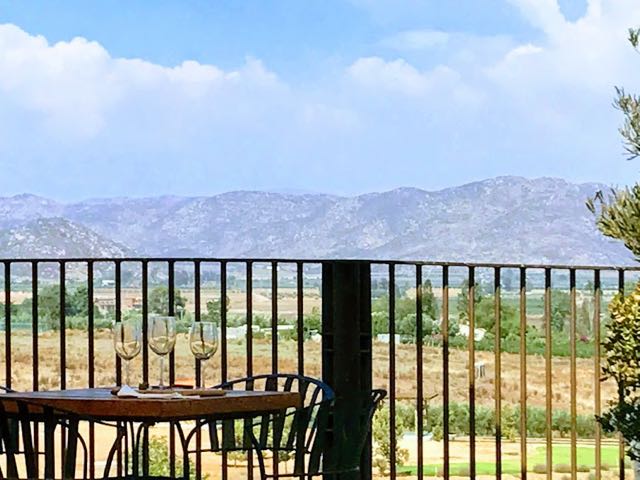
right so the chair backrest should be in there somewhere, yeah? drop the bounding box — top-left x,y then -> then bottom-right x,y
207,374 -> 334,453
255,389 -> 387,479
309,389 -> 386,477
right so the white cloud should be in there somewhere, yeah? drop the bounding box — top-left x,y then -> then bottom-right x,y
2,0 -> 640,199
0,24 -> 284,140
347,57 -> 463,97
507,0 -> 567,35
490,0 -> 640,93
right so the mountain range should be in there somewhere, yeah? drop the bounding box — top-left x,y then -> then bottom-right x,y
0,176 -> 634,265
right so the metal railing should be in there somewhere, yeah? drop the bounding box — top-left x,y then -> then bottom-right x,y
0,257 -> 637,479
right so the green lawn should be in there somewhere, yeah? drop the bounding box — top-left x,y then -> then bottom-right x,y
398,445 -> 622,476
529,445 -> 620,467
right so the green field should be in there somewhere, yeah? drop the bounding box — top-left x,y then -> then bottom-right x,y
399,445 -> 623,476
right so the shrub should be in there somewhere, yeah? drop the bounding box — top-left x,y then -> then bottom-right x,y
144,436 -> 202,480
372,404 -> 409,475
532,464 -> 547,474
598,282 -> 640,460
554,464 -> 573,473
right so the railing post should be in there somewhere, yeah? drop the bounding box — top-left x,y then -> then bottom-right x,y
322,260 -> 372,480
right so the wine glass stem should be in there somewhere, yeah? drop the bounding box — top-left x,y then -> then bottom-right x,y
159,356 -> 164,389
200,360 -> 206,389
125,359 -> 131,387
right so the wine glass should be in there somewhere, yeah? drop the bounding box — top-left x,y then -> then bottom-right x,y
112,317 -> 142,387
148,315 -> 177,389
189,321 -> 218,388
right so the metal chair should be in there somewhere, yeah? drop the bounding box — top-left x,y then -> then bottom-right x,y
181,374 -> 335,477
251,389 -> 386,479
0,393 -> 88,480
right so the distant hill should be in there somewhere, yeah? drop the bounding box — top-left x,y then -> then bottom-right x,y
0,218 -> 129,259
0,176 -> 634,265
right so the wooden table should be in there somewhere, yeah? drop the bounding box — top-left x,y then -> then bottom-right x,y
0,388 -> 301,479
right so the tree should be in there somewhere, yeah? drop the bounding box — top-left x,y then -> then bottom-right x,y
201,298 -> 222,324
578,299 -> 592,337
474,295 -> 517,333
456,280 -> 482,323
148,286 -> 188,316
372,405 -> 409,475
587,28 -> 640,256
303,307 -> 321,340
372,281 -> 439,341
66,285 -> 102,319
588,27 -> 640,463
551,290 -> 571,332
38,285 -> 60,330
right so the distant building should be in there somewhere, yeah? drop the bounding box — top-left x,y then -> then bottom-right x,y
376,333 -> 401,344
458,324 -> 486,341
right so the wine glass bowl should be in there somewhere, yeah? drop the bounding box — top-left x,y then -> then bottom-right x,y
189,321 -> 218,360
148,315 -> 177,388
112,318 -> 142,386
189,321 -> 218,387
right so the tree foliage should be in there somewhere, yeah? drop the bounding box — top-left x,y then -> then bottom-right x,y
591,26 -> 640,461
148,286 -> 188,316
587,28 -> 640,257
371,280 -> 439,339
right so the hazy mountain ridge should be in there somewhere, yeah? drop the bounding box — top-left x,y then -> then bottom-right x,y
0,218 -> 130,258
0,176 -> 634,265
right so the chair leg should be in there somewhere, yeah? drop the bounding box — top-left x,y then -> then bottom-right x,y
17,405 -> 37,480
63,417 -> 80,479
43,409 -> 56,479
0,415 -> 18,479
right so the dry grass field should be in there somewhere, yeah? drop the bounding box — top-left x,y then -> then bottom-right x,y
0,329 -> 616,414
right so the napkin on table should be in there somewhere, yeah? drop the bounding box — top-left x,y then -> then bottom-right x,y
116,385 -> 183,399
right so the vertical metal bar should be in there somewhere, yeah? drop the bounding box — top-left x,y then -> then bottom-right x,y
246,261 -> 253,480
87,263 -> 95,386
114,261 -> 122,476
494,267 -> 502,480
618,269 -> 625,480
296,262 -> 304,375
389,263 -> 397,480
59,262 -> 67,472
87,261 -> 95,480
60,262 -> 66,390
594,270 -> 602,480
168,261 -> 176,382
220,261 -> 228,480
194,260 -> 202,480
416,266 -> 424,480
246,261 -> 253,377
32,261 -> 38,392
442,266 -> 450,480
545,268 -> 552,480
570,269 -> 577,480
468,267 -> 476,480
31,261 -> 39,479
271,261 -> 278,374
271,263 -> 279,480
520,267 -> 527,480
168,261 -> 176,478
195,261 -> 202,387
4,261 -> 11,391
142,261 -> 149,384
221,261 -> 228,382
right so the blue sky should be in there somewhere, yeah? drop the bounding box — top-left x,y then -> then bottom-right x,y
1,0 -> 640,200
